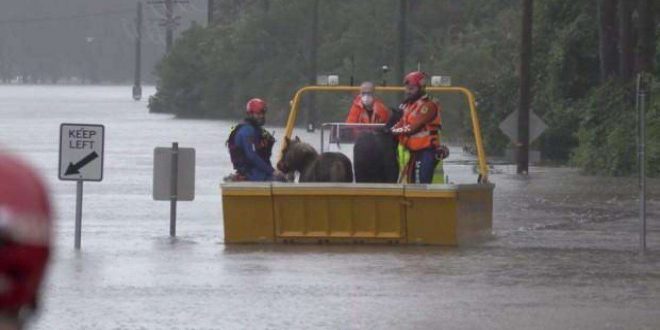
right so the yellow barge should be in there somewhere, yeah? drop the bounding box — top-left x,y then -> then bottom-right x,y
221,85 -> 493,245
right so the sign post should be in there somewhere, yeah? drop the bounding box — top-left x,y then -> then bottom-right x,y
59,123 -> 105,249
636,74 -> 648,255
75,180 -> 83,249
499,110 -> 547,165
170,142 -> 178,237
153,143 -> 195,237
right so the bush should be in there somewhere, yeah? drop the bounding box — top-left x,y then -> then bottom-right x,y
149,0 -> 659,177
571,81 -> 659,177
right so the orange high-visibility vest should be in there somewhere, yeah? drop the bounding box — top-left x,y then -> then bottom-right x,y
346,96 -> 390,124
398,96 -> 441,151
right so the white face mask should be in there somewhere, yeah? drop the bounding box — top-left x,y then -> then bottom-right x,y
361,94 -> 374,107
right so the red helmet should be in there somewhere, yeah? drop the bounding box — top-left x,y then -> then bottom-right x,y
246,98 -> 267,115
0,153 -> 52,315
404,71 -> 427,87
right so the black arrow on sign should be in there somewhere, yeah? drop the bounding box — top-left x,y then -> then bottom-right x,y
65,151 -> 99,175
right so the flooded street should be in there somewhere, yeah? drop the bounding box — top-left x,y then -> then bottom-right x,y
1,85 -> 659,329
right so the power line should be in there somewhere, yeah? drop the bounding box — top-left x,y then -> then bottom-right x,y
0,8 -> 134,25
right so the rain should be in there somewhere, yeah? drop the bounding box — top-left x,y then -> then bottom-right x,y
1,1 -> 659,329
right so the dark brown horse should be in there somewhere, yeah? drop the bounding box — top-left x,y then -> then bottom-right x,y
353,106 -> 402,183
277,137 -> 353,182
353,130 -> 399,183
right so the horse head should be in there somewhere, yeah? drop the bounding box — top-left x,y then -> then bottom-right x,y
277,136 -> 318,174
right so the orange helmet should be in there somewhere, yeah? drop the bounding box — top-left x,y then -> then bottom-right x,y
246,98 -> 267,115
404,71 -> 426,87
0,153 -> 52,315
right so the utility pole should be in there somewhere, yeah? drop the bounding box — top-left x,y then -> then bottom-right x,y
306,0 -> 319,132
350,54 -> 355,86
207,0 -> 214,26
165,0 -> 174,52
618,0 -> 634,81
517,0 -> 533,174
397,0 -> 407,82
148,0 -> 189,53
133,1 -> 143,101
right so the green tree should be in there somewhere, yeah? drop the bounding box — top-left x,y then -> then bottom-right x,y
150,0 -> 659,176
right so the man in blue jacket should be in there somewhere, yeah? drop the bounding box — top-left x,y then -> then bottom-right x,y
226,98 -> 285,181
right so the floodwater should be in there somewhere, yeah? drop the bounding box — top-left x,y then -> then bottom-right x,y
1,85 -> 659,329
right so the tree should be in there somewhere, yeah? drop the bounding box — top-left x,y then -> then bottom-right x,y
599,0 -> 619,81
150,0 -> 660,176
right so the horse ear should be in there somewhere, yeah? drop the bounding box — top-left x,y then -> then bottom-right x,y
295,136 -> 301,142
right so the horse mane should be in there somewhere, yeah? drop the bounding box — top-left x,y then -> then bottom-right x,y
284,140 -> 319,172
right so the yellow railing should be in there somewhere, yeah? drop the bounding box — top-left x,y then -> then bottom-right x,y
282,85 -> 489,183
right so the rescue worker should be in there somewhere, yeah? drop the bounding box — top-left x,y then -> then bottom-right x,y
390,71 -> 449,184
0,152 -> 52,329
226,98 -> 285,181
345,81 -> 390,124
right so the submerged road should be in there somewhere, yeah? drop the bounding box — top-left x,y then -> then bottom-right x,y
0,85 -> 658,329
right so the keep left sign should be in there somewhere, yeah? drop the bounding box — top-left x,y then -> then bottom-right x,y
59,123 -> 104,181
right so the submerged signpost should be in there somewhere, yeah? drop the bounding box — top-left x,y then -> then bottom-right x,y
153,143 -> 195,237
636,74 -> 649,255
499,109 -> 547,164
59,123 -> 105,249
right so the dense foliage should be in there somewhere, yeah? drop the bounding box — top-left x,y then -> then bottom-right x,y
150,0 -> 659,176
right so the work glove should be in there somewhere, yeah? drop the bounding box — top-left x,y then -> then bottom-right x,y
390,125 -> 412,135
435,145 -> 450,160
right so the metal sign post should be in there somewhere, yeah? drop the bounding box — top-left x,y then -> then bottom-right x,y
59,123 -> 105,249
170,142 -> 178,237
75,180 -> 83,249
636,74 -> 648,255
153,143 -> 195,237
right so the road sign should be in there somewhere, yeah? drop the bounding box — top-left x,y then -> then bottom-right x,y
59,123 -> 104,181
498,110 -> 548,144
153,146 -> 195,201
153,143 -> 195,237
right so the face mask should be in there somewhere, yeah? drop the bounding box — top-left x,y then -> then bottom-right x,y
361,94 -> 374,107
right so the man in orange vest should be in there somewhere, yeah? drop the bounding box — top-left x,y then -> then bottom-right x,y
390,71 -> 447,183
345,81 -> 390,124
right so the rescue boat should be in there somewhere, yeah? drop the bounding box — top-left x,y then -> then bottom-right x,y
221,85 -> 494,245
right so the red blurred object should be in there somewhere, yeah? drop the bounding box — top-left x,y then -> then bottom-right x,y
246,98 -> 267,115
0,153 -> 52,314
403,71 -> 426,87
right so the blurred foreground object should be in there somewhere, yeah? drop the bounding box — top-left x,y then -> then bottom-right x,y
0,152 -> 52,329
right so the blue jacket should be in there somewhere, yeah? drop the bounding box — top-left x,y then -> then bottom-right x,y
234,124 -> 275,181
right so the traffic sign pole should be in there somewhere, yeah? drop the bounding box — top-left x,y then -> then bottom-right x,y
637,74 -> 647,255
153,144 -> 195,237
170,142 -> 178,237
75,180 -> 83,249
59,123 -> 104,250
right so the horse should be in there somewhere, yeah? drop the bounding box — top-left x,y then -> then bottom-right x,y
352,106 -> 402,183
353,130 -> 399,183
277,136 -> 353,182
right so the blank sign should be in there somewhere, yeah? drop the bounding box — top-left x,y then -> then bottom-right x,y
153,147 -> 195,201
